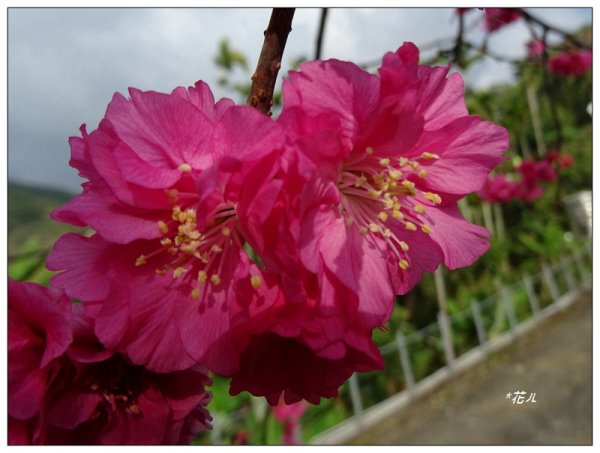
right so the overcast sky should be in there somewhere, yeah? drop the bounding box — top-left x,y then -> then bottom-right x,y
8,7 -> 592,193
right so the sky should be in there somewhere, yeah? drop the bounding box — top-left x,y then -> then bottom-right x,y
7,7 -> 592,193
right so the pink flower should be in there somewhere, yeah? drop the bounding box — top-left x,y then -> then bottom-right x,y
557,154 -> 574,168
483,8 -> 522,31
232,43 -> 507,403
478,175 -> 519,203
549,50 -> 592,76
44,308 -> 213,445
527,40 -> 545,57
8,279 -> 73,444
271,398 -> 307,445
47,81 -> 284,376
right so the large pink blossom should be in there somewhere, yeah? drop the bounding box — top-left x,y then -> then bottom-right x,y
233,42 -> 507,403
8,279 -> 73,444
47,81 -> 284,376
43,307 -> 212,445
548,49 -> 592,76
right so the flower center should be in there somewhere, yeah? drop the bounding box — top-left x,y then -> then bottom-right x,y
338,147 -> 443,270
134,189 -> 261,300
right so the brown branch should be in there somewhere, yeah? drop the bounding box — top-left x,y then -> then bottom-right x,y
315,8 -> 329,60
247,8 -> 296,116
520,9 -> 590,49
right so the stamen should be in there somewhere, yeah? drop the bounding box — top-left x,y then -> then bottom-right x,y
405,221 -> 417,231
414,204 -> 426,214
173,266 -> 187,278
210,275 -> 221,286
198,270 -> 207,283
251,275 -> 262,289
421,152 -> 440,160
178,163 -> 192,172
158,221 -> 169,234
421,224 -> 432,234
399,259 -> 410,270
191,288 -> 200,299
135,255 -> 147,266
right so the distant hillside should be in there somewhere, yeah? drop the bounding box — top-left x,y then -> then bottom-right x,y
8,181 -> 75,232
8,181 -> 85,258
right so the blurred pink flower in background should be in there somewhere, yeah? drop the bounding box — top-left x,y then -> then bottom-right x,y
483,8 -> 522,31
527,40 -> 546,57
478,175 -> 520,203
548,49 -> 592,76
271,398 -> 308,445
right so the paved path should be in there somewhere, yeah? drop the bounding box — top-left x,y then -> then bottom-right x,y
350,293 -> 592,445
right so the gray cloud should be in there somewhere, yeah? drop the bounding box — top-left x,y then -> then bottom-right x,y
8,8 -> 591,193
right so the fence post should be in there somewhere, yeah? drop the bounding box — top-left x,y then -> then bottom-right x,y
573,249 -> 588,283
522,275 -> 540,315
499,284 -> 518,332
561,256 -> 577,292
470,300 -> 487,352
395,332 -> 415,390
348,374 -> 363,416
438,312 -> 455,368
434,267 -> 455,366
541,263 -> 560,303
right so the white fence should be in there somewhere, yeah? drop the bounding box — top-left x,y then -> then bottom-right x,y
310,242 -> 592,444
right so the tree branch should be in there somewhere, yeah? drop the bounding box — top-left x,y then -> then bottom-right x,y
315,8 -> 329,60
520,9 -> 590,49
247,8 -> 296,116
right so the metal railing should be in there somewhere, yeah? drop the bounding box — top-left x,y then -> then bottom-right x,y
310,242 -> 592,444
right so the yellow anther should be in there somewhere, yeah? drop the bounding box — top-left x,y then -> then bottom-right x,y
173,267 -> 187,278
378,211 -> 389,222
210,274 -> 221,286
389,169 -> 402,180
383,228 -> 392,238
405,221 -> 417,231
384,198 -> 395,210
411,161 -> 420,170
368,188 -> 381,199
373,174 -> 385,186
135,255 -> 147,266
401,180 -> 416,194
198,270 -> 208,283
199,252 -> 209,264
421,224 -> 432,234
165,188 -> 178,200
188,230 -> 201,240
355,175 -> 368,188
178,224 -> 191,236
421,152 -> 440,160
369,223 -> 380,233
251,275 -> 262,289
191,288 -> 200,300
399,241 -> 410,252
221,226 -> 231,237
414,204 -> 426,214
379,158 -> 390,167
178,212 -> 187,223
174,236 -> 184,246
155,269 -> 166,276
359,226 -> 368,235
365,146 -> 374,155
392,210 -> 404,220
210,244 -> 223,254
168,247 -> 178,255
185,209 -> 197,221
172,206 -> 182,221
346,217 -> 354,227
399,259 -> 410,270
158,220 -> 169,234
399,157 -> 409,167
424,192 -> 442,204
178,163 -> 192,172
418,169 -> 427,178
181,241 -> 200,254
